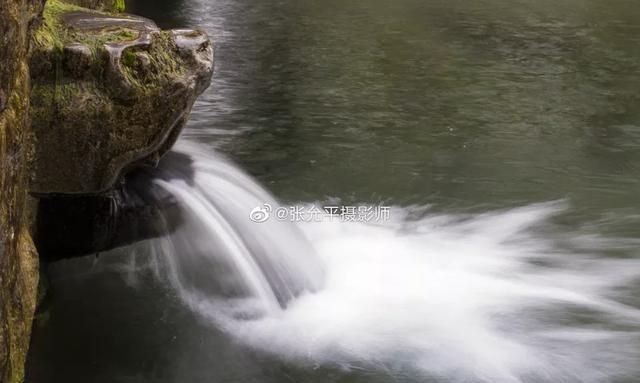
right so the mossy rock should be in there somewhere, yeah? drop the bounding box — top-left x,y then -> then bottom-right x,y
0,0 -> 43,381
29,0 -> 214,195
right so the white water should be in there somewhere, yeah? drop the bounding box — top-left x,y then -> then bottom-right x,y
147,140 -> 640,383
147,141 -> 324,314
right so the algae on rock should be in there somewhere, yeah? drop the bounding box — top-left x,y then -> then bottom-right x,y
0,0 -> 44,382
65,0 -> 125,12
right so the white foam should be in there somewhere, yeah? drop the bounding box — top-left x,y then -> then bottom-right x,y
152,141 -> 640,383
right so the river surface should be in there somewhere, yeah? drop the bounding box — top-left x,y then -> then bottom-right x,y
26,1 -> 640,382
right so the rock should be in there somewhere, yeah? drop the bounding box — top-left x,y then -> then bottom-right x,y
0,89 -> 6,113
0,0 -> 43,382
29,0 -> 214,195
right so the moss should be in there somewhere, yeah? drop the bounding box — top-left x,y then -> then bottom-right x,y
1,1 -> 42,381
28,0 -> 213,195
143,32 -> 186,81
83,28 -> 141,49
116,29 -> 137,40
121,49 -> 136,67
33,0 -> 83,50
114,0 -> 126,12
45,0 -> 85,14
32,0 -> 183,87
117,31 -> 188,97
31,80 -> 112,128
34,0 -> 138,55
31,6 -> 189,121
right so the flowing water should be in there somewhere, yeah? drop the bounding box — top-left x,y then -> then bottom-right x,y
27,1 -> 640,382
146,141 -> 325,313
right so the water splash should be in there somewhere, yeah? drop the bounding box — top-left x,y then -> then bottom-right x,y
145,140 -> 640,383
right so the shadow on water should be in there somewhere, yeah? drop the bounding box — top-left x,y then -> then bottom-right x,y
33,152 -> 195,262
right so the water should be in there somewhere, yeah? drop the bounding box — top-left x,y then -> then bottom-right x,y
27,0 -> 640,382
145,141 -> 640,382
145,141 -> 324,312
230,206 -> 640,383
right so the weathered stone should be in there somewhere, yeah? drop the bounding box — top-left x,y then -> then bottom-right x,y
61,10 -> 157,32
0,0 -> 44,382
29,0 -> 214,195
172,29 -> 215,95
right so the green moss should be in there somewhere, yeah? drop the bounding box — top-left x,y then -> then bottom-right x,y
32,81 -> 109,116
114,0 -> 126,12
32,0 -> 82,50
147,32 -> 187,79
32,1 -> 190,105
27,0 -> 213,195
0,9 -> 41,378
76,27 -> 141,51
44,0 -> 85,14
33,0 -> 137,54
118,31 -> 187,96
122,49 -> 136,67
116,29 -> 137,40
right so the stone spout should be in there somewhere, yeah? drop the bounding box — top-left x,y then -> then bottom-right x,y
28,0 -> 214,260
29,0 -> 214,196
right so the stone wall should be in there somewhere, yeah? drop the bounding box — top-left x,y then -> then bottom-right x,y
0,1 -> 44,382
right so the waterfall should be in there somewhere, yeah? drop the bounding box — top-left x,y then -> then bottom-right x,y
133,139 -> 640,383
135,140 -> 325,316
